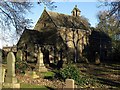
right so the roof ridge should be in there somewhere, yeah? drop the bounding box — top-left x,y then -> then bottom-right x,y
47,10 -> 73,17
46,10 -> 84,21
46,10 -> 89,29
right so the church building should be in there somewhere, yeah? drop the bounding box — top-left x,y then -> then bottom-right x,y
17,5 -> 90,63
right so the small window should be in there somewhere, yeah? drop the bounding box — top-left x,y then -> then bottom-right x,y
43,23 -> 46,27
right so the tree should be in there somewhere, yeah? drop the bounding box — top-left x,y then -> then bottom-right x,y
0,0 -> 56,44
38,0 -> 57,10
0,1 -> 33,35
98,0 -> 120,20
97,0 -> 120,62
97,11 -> 119,39
108,1 -> 120,20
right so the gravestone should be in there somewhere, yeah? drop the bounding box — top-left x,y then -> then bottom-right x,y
16,50 -> 23,61
25,71 -> 39,79
64,79 -> 74,90
4,52 -> 20,88
31,71 -> 39,79
37,47 -> 47,72
2,67 -> 6,83
0,51 -> 2,87
0,65 -> 2,89
95,52 -> 100,65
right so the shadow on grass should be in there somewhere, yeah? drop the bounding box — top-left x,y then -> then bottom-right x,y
97,77 -> 120,88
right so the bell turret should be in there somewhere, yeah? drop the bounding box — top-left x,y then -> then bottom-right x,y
71,5 -> 81,17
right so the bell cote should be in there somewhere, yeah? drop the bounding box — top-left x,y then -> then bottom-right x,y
71,5 -> 81,17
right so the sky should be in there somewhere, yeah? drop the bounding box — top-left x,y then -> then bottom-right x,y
0,1 -> 108,49
28,2 -> 105,28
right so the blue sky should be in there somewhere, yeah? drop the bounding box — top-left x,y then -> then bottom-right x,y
28,2 -> 107,28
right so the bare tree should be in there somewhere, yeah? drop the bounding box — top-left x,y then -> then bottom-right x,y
98,0 -> 120,24
0,1 -> 33,35
97,0 -> 120,39
97,11 -> 119,36
38,0 -> 57,10
0,0 -> 56,44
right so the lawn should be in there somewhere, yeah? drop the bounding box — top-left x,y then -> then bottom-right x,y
2,62 -> 120,89
76,62 -> 120,88
20,83 -> 48,89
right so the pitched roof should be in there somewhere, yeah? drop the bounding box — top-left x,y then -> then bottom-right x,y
46,10 -> 88,30
17,28 -> 64,47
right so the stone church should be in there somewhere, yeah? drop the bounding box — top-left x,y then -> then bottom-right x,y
17,5 -> 90,63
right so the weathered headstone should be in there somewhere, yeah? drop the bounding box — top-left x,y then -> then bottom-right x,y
25,71 -> 39,79
2,67 -> 6,83
16,50 -> 23,61
37,47 -> 47,72
0,65 -> 2,89
64,79 -> 74,90
4,52 -> 20,88
95,52 -> 100,65
0,51 -> 2,88
31,71 -> 39,79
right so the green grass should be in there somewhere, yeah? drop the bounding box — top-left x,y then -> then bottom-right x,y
42,71 -> 55,77
20,83 -> 48,89
41,71 -> 55,79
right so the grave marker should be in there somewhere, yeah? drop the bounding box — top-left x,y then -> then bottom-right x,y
16,50 -> 23,61
37,47 -> 47,72
65,79 -> 74,90
4,52 -> 20,88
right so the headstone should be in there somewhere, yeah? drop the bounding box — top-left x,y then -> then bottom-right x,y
37,47 -> 47,72
0,65 -> 2,89
0,51 -> 2,88
64,79 -> 74,90
31,71 -> 39,79
25,71 -> 39,79
4,52 -> 20,88
16,50 -> 23,61
95,52 -> 100,65
2,67 -> 6,83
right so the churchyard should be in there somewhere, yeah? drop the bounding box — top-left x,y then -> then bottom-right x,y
1,48 -> 120,89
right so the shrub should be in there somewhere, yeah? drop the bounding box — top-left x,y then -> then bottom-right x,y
60,65 -> 79,79
15,59 -> 29,74
54,64 -> 81,84
54,64 -> 97,86
43,71 -> 55,80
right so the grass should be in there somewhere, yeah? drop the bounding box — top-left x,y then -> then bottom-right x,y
41,71 -> 55,79
20,83 -> 48,89
77,63 -> 120,88
2,83 -> 48,89
42,71 -> 55,77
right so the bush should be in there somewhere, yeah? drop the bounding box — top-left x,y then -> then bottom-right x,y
15,59 -> 29,74
54,64 -> 97,86
60,65 -> 80,80
54,64 -> 81,84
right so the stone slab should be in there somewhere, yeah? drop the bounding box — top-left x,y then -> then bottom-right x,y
65,79 -> 74,89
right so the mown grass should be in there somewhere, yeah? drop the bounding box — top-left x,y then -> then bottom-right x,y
20,83 -> 48,89
40,71 -> 55,79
